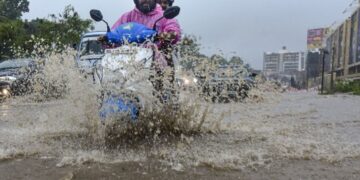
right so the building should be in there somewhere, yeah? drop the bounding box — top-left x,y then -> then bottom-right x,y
263,47 -> 306,88
263,53 -> 280,73
324,6 -> 360,81
263,47 -> 306,76
282,51 -> 306,73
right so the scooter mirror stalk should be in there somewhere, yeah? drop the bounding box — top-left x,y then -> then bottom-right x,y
90,9 -> 111,32
152,6 -> 181,30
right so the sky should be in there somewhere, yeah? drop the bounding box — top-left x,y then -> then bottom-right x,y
22,0 -> 356,70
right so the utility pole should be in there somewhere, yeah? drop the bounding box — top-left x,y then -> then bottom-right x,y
321,49 -> 329,94
306,53 -> 309,91
330,47 -> 335,93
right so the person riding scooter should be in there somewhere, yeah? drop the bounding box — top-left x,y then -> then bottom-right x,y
90,3 -> 181,121
110,0 -> 181,94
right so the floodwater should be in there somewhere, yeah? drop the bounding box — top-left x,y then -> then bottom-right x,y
1,91 -> 360,179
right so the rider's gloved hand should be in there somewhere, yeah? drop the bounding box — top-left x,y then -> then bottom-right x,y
98,35 -> 109,45
156,32 -> 178,51
157,32 -> 177,43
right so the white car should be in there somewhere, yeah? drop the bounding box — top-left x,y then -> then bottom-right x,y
76,31 -> 106,75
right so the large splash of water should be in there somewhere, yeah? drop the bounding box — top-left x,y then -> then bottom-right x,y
3,42 -> 359,172
0,44 -> 225,166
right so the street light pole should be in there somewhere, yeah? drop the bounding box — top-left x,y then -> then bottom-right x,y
321,49 -> 329,94
330,47 -> 336,93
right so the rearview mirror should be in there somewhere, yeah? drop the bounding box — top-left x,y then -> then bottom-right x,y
90,9 -> 111,32
153,6 -> 181,30
90,9 -> 103,22
164,6 -> 180,19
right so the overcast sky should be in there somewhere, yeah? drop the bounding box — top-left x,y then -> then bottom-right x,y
23,0 -> 355,69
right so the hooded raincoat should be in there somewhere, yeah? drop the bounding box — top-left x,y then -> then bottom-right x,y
111,4 -> 181,69
112,5 -> 181,44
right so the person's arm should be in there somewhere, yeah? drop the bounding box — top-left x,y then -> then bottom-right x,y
159,19 -> 181,44
111,12 -> 131,30
156,19 -> 181,51
97,12 -> 131,46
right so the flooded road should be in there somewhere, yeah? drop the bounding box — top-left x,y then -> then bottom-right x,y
1,92 -> 360,179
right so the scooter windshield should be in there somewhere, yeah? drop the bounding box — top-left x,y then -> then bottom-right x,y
106,22 -> 157,45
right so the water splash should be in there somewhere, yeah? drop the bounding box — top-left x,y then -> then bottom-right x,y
5,43 -> 360,173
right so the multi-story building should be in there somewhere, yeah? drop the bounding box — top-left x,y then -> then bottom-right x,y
282,52 -> 306,73
324,6 -> 360,81
263,47 -> 306,76
263,53 -> 280,74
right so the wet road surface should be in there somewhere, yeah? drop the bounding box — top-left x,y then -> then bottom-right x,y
1,92 -> 360,179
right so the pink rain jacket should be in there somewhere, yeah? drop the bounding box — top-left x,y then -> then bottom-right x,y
112,5 -> 181,44
112,4 -> 181,69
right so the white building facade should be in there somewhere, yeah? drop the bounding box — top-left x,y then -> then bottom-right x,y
263,47 -> 306,76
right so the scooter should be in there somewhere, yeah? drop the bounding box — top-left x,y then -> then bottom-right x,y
89,6 -> 180,122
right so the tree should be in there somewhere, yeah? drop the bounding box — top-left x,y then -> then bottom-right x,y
244,63 -> 251,71
210,54 -> 228,65
0,0 -> 29,20
22,5 -> 93,53
178,35 -> 207,70
0,5 -> 93,60
229,56 -> 244,65
0,19 -> 28,59
49,5 -> 93,46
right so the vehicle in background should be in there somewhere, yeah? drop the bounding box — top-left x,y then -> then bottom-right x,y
175,73 -> 199,91
0,81 -> 11,100
199,65 -> 256,103
0,59 -> 36,99
76,31 -> 106,80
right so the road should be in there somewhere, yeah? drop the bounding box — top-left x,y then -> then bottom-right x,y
1,92 -> 360,179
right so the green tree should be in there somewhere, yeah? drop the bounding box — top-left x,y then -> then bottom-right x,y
49,5 -> 93,46
210,54 -> 228,65
0,5 -> 93,60
0,19 -> 28,59
244,63 -> 251,71
0,0 -> 29,19
22,5 -> 93,53
178,35 -> 206,70
229,56 -> 244,65
179,35 -> 201,57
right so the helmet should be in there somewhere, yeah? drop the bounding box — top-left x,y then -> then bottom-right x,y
168,0 -> 174,6
156,0 -> 174,7
134,0 -> 157,14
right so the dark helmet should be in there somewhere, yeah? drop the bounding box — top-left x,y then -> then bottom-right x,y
156,0 -> 174,7
133,0 -> 157,14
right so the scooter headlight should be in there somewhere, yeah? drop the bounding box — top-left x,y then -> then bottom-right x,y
183,78 -> 190,85
1,89 -> 10,96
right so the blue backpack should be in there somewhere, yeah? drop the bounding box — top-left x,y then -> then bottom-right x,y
106,22 -> 157,44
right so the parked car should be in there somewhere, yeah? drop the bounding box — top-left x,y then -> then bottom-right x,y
76,31 -> 106,80
0,59 -> 36,99
199,71 -> 256,103
0,80 -> 11,100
